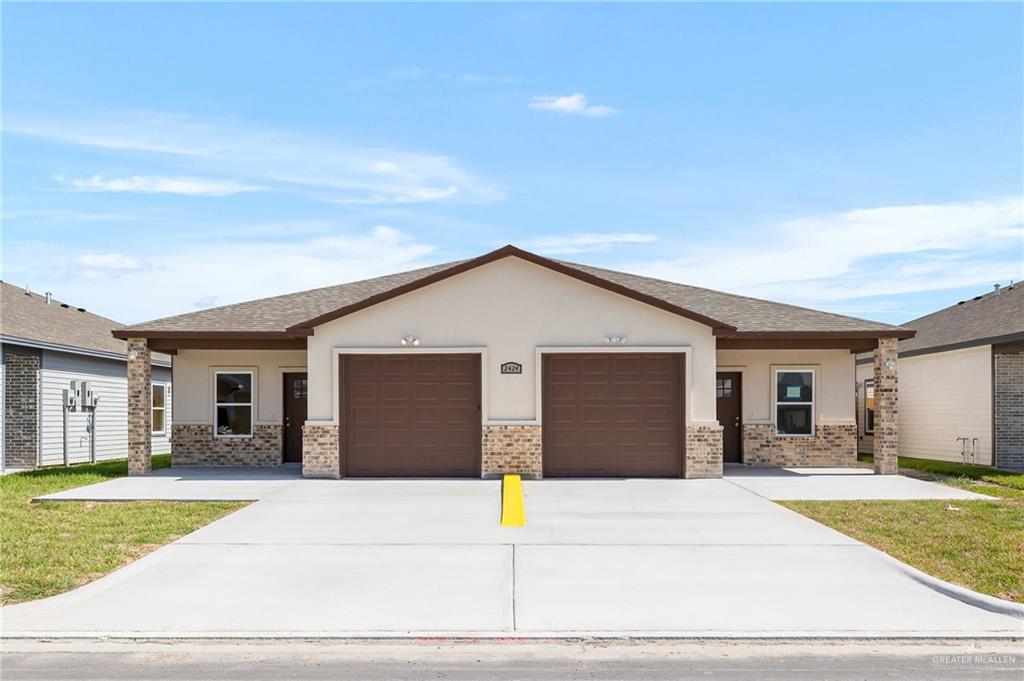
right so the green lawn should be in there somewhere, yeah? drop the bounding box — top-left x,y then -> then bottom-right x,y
0,456 -> 245,604
858,453 -> 1024,490
784,457 -> 1024,603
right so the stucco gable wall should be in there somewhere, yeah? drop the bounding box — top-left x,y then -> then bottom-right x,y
307,257 -> 718,424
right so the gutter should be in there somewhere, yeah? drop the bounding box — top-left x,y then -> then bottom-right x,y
1,336 -> 172,367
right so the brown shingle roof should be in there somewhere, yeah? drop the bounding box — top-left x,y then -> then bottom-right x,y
559,261 -> 904,334
897,283 -> 1024,354
117,246 -> 910,338
1,281 -> 171,363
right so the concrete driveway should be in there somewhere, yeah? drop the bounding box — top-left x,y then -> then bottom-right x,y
4,472 -> 1021,637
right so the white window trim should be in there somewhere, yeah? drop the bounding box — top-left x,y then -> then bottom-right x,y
151,383 -> 168,436
863,378 -> 875,435
213,370 -> 255,438
773,367 -> 816,438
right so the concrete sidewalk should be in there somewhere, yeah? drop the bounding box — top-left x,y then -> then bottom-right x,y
33,466 -> 303,501
724,466 -> 993,500
4,476 -> 1021,638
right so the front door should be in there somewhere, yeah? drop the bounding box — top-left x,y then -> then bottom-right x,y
282,372 -> 308,463
716,372 -> 742,463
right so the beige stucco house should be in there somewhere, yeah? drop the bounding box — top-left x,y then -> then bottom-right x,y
857,283 -> 1023,470
113,246 -> 912,479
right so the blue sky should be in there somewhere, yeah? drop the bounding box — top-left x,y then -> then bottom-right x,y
3,3 -> 1022,324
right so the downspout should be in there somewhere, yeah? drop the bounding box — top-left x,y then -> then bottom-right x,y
89,411 -> 96,464
62,390 -> 69,467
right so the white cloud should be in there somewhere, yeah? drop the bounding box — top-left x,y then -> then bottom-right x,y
65,174 -> 264,196
528,93 -> 619,117
525,232 -> 656,254
615,197 -> 1024,307
7,111 -> 503,205
4,226 -> 441,323
75,253 -> 150,278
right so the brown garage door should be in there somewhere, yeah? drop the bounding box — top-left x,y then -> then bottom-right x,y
341,354 -> 481,477
543,353 -> 684,477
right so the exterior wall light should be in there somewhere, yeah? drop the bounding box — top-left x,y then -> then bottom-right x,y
400,335 -> 419,346
605,335 -> 626,344
884,358 -> 896,371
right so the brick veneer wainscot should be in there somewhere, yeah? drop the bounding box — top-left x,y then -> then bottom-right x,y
2,347 -> 40,468
873,337 -> 899,475
742,423 -> 857,467
302,423 -> 340,478
482,425 -> 542,479
994,350 -> 1024,471
684,424 -> 724,478
127,338 -> 152,476
171,424 -> 282,466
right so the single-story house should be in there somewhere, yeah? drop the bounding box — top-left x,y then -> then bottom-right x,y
1,281 -> 173,470
856,282 -> 1023,470
112,246 -> 913,479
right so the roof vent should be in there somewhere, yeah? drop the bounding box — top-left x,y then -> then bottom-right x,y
45,292 -> 53,304
994,283 -> 1001,295
77,307 -> 86,312
24,284 -> 30,295
60,303 -> 69,308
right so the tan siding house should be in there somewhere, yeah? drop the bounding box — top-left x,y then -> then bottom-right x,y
856,283 -> 1024,470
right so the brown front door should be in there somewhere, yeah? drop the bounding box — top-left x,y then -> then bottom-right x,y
341,354 -> 481,477
542,353 -> 684,478
716,372 -> 742,463
282,372 -> 308,463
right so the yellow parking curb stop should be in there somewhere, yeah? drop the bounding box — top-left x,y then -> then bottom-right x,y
501,474 -> 525,526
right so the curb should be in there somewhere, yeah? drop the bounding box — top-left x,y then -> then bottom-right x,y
868,546 -> 1024,620
1,630 -> 1022,641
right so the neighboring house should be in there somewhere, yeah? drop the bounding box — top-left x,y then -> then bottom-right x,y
856,283 -> 1023,470
1,282 -> 173,470
113,245 -> 913,479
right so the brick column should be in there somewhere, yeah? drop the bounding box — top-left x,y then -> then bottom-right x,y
873,337 -> 899,475
127,337 -> 152,476
3,347 -> 40,468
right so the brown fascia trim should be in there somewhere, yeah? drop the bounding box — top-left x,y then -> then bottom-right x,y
718,338 -> 879,352
284,245 -> 740,335
898,331 -> 1024,360
725,329 -> 915,341
147,338 -> 308,352
112,329 -> 312,341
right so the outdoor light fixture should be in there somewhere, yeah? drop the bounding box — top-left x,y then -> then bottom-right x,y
400,335 -> 419,346
605,335 -> 626,344
884,358 -> 896,371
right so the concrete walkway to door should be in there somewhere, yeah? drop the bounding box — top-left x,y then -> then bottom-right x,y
5,474 -> 1020,638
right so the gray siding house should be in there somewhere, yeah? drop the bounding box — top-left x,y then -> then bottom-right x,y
856,283 -> 1023,470
1,282 -> 172,470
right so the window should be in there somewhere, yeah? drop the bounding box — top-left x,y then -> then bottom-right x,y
716,377 -> 733,398
863,379 -> 875,435
215,371 -> 253,437
775,369 -> 814,436
152,384 -> 167,435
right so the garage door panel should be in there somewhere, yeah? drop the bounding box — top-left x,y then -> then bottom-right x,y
543,353 -> 684,478
343,354 -> 481,477
581,382 -> 610,401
